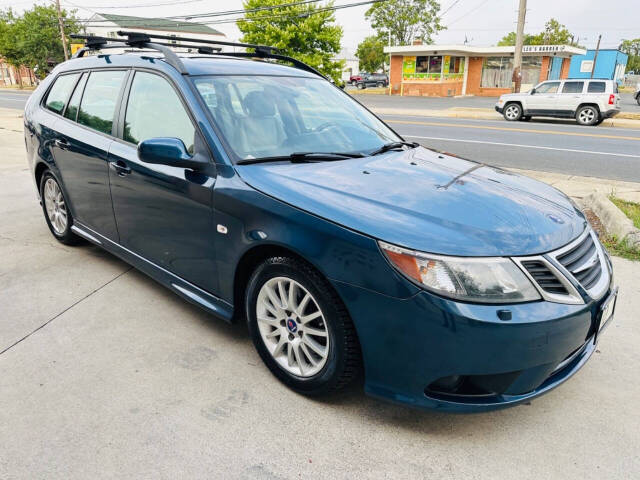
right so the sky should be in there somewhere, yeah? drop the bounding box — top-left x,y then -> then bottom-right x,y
3,0 -> 638,56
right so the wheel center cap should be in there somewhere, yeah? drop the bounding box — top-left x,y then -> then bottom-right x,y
286,318 -> 298,333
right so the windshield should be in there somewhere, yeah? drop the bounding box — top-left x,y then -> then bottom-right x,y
191,75 -> 401,162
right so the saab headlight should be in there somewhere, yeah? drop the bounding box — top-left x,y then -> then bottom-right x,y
379,241 -> 540,304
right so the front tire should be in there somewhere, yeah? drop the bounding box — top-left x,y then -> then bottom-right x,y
246,256 -> 361,396
503,103 -> 522,121
576,105 -> 599,126
39,171 -> 81,245
636,95 -> 640,106
357,83 -> 365,90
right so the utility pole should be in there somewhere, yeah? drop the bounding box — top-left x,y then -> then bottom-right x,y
512,0 -> 527,93
591,34 -> 602,79
55,0 -> 69,61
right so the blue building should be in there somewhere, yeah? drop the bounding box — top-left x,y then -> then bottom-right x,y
568,49 -> 628,83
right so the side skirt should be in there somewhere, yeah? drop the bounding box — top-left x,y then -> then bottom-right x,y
71,222 -> 234,322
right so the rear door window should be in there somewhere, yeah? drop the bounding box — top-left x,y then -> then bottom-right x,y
77,70 -> 127,135
123,71 -> 196,153
63,72 -> 88,122
561,81 -> 584,93
44,73 -> 80,114
587,81 -> 606,93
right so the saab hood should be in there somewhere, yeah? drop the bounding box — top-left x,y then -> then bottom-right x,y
236,147 -> 586,256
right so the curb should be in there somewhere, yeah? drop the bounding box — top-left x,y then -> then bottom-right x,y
364,105 -> 640,129
583,192 -> 640,247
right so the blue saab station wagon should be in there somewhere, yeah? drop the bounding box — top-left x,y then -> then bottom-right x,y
23,32 -> 617,412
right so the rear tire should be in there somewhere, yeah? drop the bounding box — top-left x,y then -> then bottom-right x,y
376,82 -> 383,87
636,95 -> 640,106
576,105 -> 599,126
503,103 -> 522,121
357,83 -> 365,90
39,171 -> 81,245
246,256 -> 361,396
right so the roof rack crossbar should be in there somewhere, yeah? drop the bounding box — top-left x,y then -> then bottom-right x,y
116,30 -> 278,54
70,34 -> 187,74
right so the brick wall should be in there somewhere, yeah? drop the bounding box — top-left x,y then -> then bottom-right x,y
560,57 -> 571,79
389,55 -> 403,94
401,80 -> 464,97
539,56 -> 550,82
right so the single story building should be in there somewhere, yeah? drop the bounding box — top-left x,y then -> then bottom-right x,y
568,49 -> 628,84
384,43 -> 586,97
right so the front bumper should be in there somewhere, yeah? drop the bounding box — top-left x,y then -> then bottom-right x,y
495,105 -> 504,114
333,280 -> 615,413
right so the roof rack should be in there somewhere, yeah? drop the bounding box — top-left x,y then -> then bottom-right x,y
69,31 -> 325,79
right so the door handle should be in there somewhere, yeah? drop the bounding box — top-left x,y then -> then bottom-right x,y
54,138 -> 69,150
109,160 -> 132,176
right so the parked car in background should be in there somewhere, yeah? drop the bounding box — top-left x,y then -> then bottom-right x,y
496,79 -> 620,126
25,34 -> 617,413
349,72 -> 367,85
356,73 -> 389,89
635,83 -> 640,106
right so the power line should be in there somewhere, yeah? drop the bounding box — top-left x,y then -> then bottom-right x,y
440,0 -> 462,17
170,0 -> 324,20
71,0 -> 205,8
446,0 -> 491,26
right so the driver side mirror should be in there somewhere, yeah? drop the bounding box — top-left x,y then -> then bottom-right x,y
530,88 -> 536,95
138,137 -> 206,170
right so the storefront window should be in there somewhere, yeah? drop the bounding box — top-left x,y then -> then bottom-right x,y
414,55 -> 442,79
481,56 -> 541,89
521,57 -> 542,87
481,57 -> 513,88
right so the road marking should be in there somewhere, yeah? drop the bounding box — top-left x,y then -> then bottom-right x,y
388,119 -> 640,141
404,135 -> 640,159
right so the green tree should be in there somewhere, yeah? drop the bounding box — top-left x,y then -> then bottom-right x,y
355,35 -> 386,73
238,0 -> 344,83
620,38 -> 640,72
0,9 -> 26,85
0,5 -> 80,82
498,18 -> 581,47
365,0 -> 444,46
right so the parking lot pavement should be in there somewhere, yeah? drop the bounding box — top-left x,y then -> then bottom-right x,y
1,117 -> 639,479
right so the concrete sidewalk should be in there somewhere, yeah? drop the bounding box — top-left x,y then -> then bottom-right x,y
1,106 -> 639,479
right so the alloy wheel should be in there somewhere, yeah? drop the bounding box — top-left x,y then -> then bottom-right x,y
256,276 -> 329,377
43,178 -> 68,235
505,104 -> 520,120
578,107 -> 596,124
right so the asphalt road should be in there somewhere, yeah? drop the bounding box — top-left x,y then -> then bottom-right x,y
0,89 -> 31,109
381,114 -> 640,182
1,105 -> 639,479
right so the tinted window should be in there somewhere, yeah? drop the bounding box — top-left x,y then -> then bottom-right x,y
587,81 -> 606,93
535,81 -> 560,94
64,72 -> 87,122
124,72 -> 195,153
78,70 -> 126,135
45,74 -> 80,114
562,81 -> 584,93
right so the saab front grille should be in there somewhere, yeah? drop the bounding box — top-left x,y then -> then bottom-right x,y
521,260 -> 568,295
556,232 -> 602,290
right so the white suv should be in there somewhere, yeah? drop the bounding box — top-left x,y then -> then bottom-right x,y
496,79 -> 620,126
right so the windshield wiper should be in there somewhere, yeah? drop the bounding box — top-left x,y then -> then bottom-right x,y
237,151 -> 365,165
369,141 -> 419,156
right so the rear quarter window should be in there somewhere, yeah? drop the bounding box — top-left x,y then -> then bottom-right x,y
587,82 -> 606,93
44,73 -> 80,114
